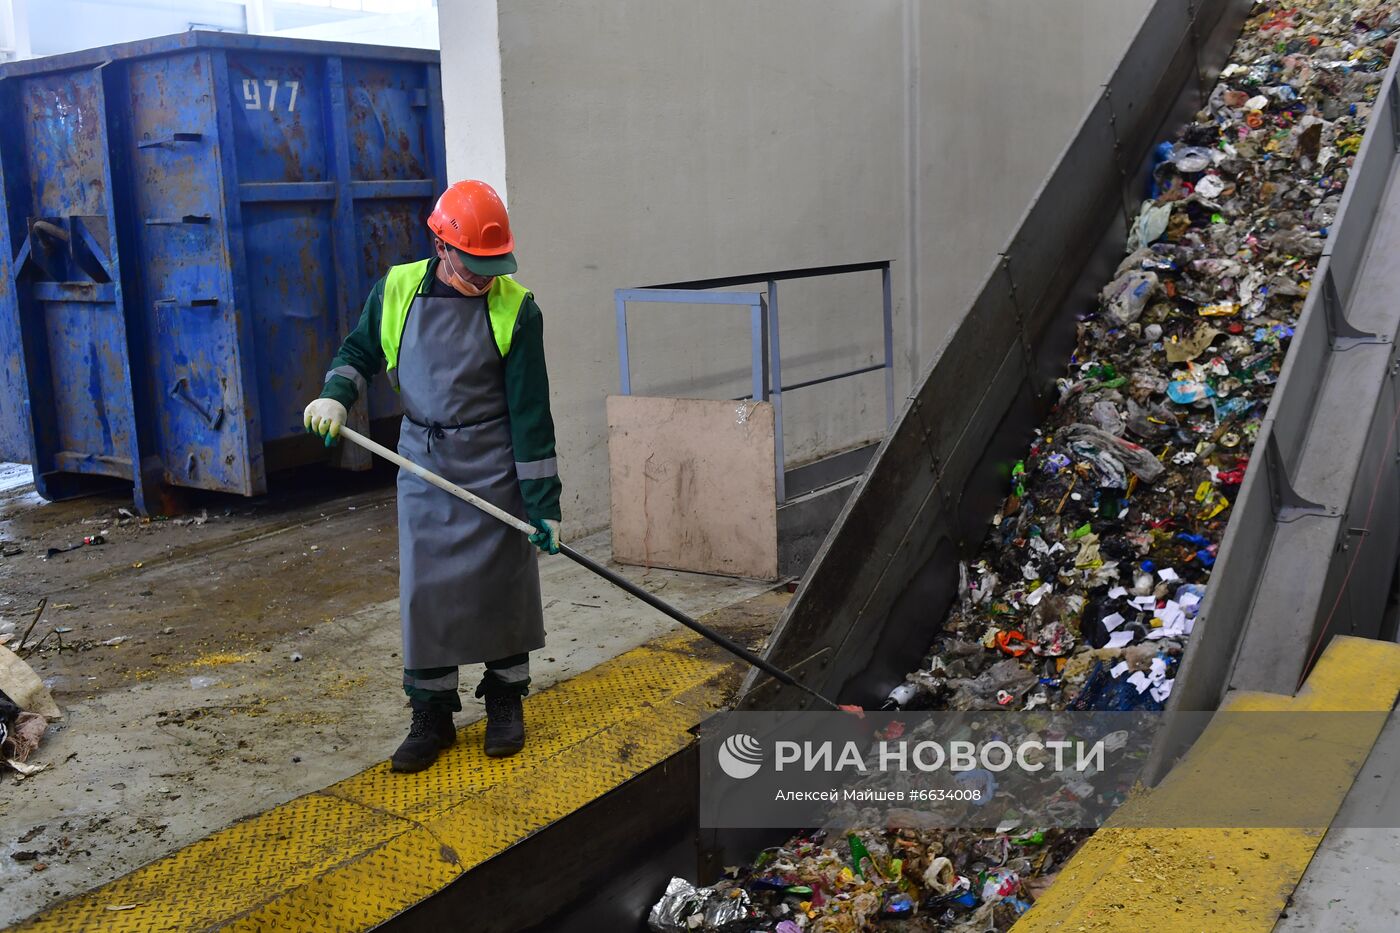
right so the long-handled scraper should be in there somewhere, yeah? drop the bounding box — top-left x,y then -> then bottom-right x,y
339,426 -> 851,712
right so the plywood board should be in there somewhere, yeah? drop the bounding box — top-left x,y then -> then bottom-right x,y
608,396 -> 778,580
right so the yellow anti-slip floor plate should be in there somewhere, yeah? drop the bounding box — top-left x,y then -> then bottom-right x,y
17,630 -> 736,933
1013,635 -> 1400,933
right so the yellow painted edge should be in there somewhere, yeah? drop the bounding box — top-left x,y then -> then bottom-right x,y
14,629 -> 736,933
14,793 -> 412,933
1013,636 -> 1400,933
425,679 -> 715,857
219,823 -> 464,933
324,631 -> 722,823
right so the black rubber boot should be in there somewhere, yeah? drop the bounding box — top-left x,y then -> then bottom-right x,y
483,693 -> 525,757
391,707 -> 456,773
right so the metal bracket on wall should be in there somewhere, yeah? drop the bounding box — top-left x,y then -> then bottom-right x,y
1390,69 -> 1400,151
30,219 -> 69,243
998,254 -> 1043,401
144,215 -> 212,226
1264,431 -> 1338,522
1101,85 -> 1134,231
908,396 -> 940,475
70,216 -> 113,283
1187,1 -> 1207,105
1322,267 -> 1389,350
22,217 -> 112,285
169,378 -> 224,430
738,646 -> 832,710
154,297 -> 219,310
136,132 -> 203,149
22,218 -> 69,282
1343,525 -> 1369,554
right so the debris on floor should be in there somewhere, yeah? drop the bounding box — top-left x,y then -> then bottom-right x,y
2,724 -> 50,779
2,641 -> 59,780
44,534 -> 106,560
654,2 -> 1400,928
2,689 -> 51,780
0,643 -> 62,720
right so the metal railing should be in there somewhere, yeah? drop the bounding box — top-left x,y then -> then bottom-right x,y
614,261 -> 895,503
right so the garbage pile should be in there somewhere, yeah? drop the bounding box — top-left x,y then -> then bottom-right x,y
921,0 -> 1399,723
651,1 -> 1400,929
651,828 -> 1085,933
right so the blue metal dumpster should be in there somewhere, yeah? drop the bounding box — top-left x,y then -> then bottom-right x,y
0,31 -> 445,512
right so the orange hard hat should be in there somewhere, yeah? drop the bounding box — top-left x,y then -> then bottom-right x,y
427,180 -> 517,275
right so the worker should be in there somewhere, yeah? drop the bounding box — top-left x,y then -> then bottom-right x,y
303,180 -> 561,773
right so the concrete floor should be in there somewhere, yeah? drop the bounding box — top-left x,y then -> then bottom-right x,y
0,464 -> 776,926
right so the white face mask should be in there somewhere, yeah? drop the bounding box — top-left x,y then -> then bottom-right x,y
444,251 -> 493,297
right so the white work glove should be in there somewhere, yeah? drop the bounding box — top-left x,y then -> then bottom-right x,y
528,519 -> 561,555
303,398 -> 347,446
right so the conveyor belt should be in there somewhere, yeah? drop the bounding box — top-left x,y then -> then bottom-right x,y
739,0 -> 1260,715
740,0 -> 1400,783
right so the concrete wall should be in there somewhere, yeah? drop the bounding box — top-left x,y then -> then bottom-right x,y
439,0 -> 506,194
438,0 -> 1152,535
912,0 -> 1150,362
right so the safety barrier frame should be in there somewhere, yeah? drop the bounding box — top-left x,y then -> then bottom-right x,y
614,261 -> 895,503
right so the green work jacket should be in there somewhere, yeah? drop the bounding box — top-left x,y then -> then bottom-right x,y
320,258 -> 562,523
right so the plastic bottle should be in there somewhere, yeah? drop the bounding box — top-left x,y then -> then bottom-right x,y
847,834 -> 883,881
882,893 -> 915,917
1168,380 -> 1214,404
883,682 -> 918,710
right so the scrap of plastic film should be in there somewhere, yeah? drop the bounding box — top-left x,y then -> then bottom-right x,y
653,3 -> 1400,930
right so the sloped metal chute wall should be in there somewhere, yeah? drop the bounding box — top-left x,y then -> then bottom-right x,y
1157,35 -> 1400,773
740,0 -> 1255,712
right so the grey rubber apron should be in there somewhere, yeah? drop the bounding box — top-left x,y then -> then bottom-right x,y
396,289 -> 544,668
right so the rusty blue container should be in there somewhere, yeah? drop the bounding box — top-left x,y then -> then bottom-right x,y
0,31 -> 445,512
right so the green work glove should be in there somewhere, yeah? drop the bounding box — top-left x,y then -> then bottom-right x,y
529,518 -> 561,555
303,398 -> 347,447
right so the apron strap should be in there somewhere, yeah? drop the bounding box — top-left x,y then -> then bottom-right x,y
404,410 -> 509,454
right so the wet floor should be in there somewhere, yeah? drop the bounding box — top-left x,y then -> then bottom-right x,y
0,464 -> 779,925
0,462 -> 403,699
